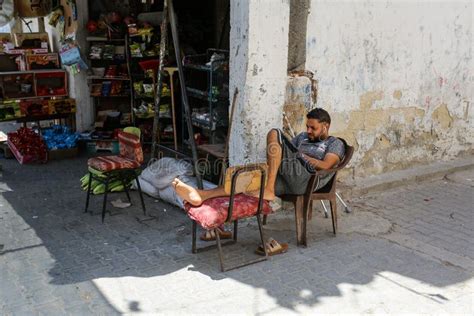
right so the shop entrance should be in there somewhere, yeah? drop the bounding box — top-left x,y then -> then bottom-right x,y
85,0 -> 230,182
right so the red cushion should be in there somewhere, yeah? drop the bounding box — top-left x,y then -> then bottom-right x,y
118,131 -> 143,164
88,156 -> 141,172
185,194 -> 273,230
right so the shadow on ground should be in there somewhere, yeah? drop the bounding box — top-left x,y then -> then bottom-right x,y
0,156 -> 472,314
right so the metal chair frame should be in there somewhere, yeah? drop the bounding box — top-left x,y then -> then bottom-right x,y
84,167 -> 146,223
191,165 -> 268,272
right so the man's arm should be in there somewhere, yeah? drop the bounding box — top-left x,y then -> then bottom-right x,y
301,153 -> 340,170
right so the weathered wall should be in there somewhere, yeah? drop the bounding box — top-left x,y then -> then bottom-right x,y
229,0 -> 290,165
304,0 -> 473,179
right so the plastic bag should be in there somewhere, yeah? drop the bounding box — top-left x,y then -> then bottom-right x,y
141,157 -> 193,189
158,175 -> 217,209
0,0 -> 14,27
132,176 -> 160,198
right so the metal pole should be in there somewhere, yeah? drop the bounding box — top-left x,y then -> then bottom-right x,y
168,0 -> 203,189
151,0 -> 169,158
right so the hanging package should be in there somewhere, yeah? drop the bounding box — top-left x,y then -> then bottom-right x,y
0,0 -> 14,27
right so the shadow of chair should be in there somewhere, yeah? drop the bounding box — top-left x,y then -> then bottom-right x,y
263,138 -> 354,247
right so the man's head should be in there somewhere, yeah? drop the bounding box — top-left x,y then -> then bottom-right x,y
306,108 -> 331,141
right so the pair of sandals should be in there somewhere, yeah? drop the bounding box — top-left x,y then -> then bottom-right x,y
200,228 -> 288,256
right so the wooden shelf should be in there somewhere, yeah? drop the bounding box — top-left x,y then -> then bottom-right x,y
87,76 -> 130,81
0,69 -> 66,76
86,37 -> 125,42
0,112 -> 74,123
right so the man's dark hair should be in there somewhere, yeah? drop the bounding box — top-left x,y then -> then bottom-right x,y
307,108 -> 331,124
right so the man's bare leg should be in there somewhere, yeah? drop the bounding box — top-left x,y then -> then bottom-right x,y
172,178 -> 227,206
174,129 -> 282,204
248,129 -> 282,201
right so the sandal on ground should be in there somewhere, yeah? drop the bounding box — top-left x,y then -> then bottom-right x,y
200,228 -> 233,241
255,237 -> 288,256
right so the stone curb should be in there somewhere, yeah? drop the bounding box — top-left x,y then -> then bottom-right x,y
340,156 -> 474,198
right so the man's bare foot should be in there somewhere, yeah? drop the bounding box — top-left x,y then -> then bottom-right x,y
172,178 -> 203,206
246,188 -> 276,201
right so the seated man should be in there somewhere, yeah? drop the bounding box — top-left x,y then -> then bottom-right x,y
173,108 -> 345,206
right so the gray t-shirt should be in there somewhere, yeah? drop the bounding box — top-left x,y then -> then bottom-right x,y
291,133 -> 345,173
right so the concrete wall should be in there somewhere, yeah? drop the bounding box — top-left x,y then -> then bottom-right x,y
228,0 -> 290,165
304,0 -> 473,179
70,0 -> 93,132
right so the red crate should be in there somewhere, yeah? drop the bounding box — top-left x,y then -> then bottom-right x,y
7,138 -> 37,164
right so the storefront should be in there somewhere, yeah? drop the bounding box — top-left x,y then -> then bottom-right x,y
0,0 -> 236,176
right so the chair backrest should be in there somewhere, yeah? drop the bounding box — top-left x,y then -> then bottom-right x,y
335,137 -> 354,171
323,138 -> 354,192
118,131 -> 144,164
123,126 -> 141,138
309,137 -> 354,194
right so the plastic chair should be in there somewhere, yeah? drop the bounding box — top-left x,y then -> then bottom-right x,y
263,138 -> 354,246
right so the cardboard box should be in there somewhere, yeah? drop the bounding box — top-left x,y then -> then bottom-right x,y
0,101 -> 23,121
26,53 -> 60,70
48,147 -> 78,160
14,32 -> 50,50
5,48 -> 48,55
48,98 -> 76,114
20,99 -> 50,116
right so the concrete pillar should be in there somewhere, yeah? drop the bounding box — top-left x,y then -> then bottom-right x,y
70,0 -> 93,132
228,0 -> 290,165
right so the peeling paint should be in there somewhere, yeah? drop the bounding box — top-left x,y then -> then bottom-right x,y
304,0 -> 473,180
393,90 -> 402,100
431,103 -> 453,129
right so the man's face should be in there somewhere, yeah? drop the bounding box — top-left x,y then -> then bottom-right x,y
306,118 -> 327,141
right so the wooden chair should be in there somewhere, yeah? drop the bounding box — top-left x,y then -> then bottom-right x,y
263,138 -> 354,247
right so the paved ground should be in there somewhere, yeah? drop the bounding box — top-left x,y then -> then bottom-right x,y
0,155 -> 473,315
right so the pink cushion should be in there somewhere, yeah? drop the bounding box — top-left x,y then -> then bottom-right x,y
185,194 -> 273,230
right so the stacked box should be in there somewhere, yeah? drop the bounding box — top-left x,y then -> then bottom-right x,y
25,53 -> 60,70
0,101 -> 23,121
20,99 -> 50,116
48,99 -> 76,114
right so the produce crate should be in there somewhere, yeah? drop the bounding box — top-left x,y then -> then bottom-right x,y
7,138 -> 37,164
48,147 -> 79,160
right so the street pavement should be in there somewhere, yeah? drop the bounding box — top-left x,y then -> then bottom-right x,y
0,156 -> 473,315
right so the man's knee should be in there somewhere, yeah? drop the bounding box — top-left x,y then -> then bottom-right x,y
267,128 -> 279,140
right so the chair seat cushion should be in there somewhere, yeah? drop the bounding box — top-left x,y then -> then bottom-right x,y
185,194 -> 273,230
88,156 -> 140,172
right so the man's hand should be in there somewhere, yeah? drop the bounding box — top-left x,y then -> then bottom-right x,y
302,153 -> 340,170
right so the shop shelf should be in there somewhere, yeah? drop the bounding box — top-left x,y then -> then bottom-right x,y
87,76 -> 130,81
